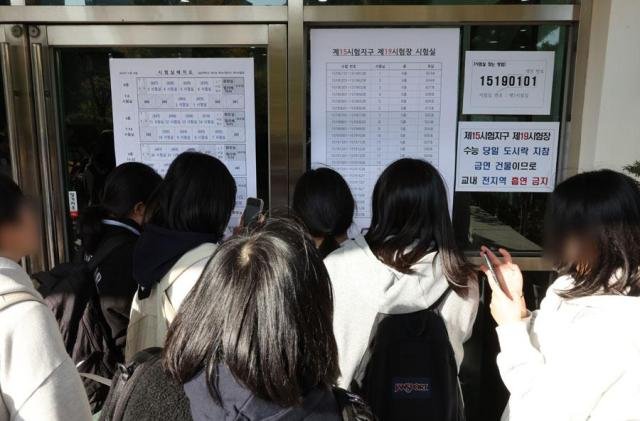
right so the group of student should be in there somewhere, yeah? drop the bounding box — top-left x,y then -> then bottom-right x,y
0,150 -> 639,421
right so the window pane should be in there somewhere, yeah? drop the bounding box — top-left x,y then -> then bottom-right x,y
55,47 -> 268,252
25,0 -> 285,5
305,1 -> 573,5
453,24 -> 568,253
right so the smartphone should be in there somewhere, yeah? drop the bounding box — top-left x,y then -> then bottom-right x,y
482,252 -> 501,292
241,197 -> 264,226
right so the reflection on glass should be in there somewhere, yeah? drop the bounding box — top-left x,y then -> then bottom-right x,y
25,0 -> 285,4
55,47 -> 268,251
304,0 -> 573,4
0,75 -> 11,176
453,24 -> 568,253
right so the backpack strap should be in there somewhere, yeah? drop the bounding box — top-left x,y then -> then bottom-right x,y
0,291 -> 43,312
429,286 -> 453,312
332,387 -> 376,421
79,372 -> 112,387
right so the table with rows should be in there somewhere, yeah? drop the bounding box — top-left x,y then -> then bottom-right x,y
325,62 -> 443,220
135,76 -> 248,204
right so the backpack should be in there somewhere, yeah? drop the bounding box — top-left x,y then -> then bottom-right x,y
101,348 -> 377,421
33,235 -> 131,412
350,288 -> 465,421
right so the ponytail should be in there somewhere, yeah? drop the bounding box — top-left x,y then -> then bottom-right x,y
78,205 -> 108,254
318,234 -> 340,259
292,168 -> 355,259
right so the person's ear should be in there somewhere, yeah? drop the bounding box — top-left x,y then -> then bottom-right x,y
131,202 -> 146,224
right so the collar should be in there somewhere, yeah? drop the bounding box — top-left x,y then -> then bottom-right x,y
102,218 -> 141,236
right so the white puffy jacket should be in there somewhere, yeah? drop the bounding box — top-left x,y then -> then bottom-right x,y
497,275 -> 640,421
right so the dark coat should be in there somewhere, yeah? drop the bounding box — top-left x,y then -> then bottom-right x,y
90,219 -> 140,359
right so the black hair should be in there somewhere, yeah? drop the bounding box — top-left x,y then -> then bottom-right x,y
365,159 -> 476,293
293,167 -> 355,258
78,162 -> 162,253
0,174 -> 26,227
545,169 -> 640,298
163,218 -> 339,407
146,152 -> 237,241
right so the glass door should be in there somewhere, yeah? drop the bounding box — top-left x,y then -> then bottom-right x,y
29,24 -> 287,266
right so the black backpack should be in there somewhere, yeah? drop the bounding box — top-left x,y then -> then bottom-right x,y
101,348 -> 377,421
34,235 -> 131,412
350,288 -> 465,421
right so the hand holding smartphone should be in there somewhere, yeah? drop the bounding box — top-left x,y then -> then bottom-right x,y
482,251 -> 504,296
480,246 -> 523,301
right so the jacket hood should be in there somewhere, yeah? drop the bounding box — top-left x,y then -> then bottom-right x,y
133,224 -> 218,298
0,257 -> 38,298
341,235 -> 449,314
183,366 -> 339,421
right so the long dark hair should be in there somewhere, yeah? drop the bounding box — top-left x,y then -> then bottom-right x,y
545,170 -> 640,298
293,167 -> 355,258
163,218 -> 339,407
145,152 -> 236,241
365,159 -> 475,293
78,162 -> 161,253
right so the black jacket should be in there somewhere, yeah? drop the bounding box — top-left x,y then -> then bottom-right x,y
88,219 -> 140,358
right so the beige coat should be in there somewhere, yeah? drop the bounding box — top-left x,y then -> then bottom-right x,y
125,243 -> 216,361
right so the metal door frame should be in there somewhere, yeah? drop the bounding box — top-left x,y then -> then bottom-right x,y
1,24 -> 48,271
27,23 -> 288,267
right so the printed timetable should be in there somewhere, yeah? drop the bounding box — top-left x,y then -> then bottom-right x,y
109,58 -> 256,224
311,28 -> 460,229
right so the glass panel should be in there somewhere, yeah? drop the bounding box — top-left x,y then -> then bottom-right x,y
0,69 -> 11,176
305,1 -> 573,5
453,24 -> 568,254
305,25 -> 568,253
55,46 -> 268,253
26,0 -> 285,5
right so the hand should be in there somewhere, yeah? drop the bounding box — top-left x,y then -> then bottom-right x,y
232,216 -> 245,236
480,246 -> 523,300
480,247 -> 527,326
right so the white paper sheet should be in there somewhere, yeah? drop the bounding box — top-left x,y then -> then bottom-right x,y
462,51 -> 555,115
455,121 -> 560,192
310,28 -> 460,230
109,58 -> 256,226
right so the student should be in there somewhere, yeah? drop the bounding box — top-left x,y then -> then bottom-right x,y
78,162 -> 161,359
102,219 -> 372,420
293,167 -> 355,258
324,158 -> 479,388
125,152 -> 236,361
0,175 -> 91,420
483,169 -> 640,421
